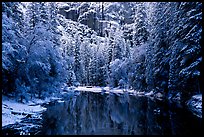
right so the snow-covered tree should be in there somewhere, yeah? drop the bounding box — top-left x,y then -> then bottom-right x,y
145,2 -> 202,101
132,2 -> 149,47
73,32 -> 83,84
2,2 -> 27,98
168,2 -> 202,100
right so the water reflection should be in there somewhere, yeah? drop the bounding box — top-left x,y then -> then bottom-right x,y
41,91 -> 202,135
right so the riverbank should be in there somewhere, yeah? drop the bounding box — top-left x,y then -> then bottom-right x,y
2,95 -> 46,127
2,95 -> 64,129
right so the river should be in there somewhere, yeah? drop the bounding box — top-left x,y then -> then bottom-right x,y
41,90 -> 202,135
2,90 -> 202,135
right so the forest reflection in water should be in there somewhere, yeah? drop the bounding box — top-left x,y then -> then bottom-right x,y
41,91 -> 202,135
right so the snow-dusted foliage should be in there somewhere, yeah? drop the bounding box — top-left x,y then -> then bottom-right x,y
2,2 -> 202,103
2,2 -> 27,96
132,2 -> 149,47
144,2 -> 202,101
2,2 -> 70,100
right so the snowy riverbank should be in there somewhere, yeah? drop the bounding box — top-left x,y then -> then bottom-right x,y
2,95 -> 64,128
2,96 -> 47,127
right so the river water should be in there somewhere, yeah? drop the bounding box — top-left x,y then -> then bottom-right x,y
40,91 -> 202,135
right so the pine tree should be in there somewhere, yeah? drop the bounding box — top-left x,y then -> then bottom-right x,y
88,55 -> 97,86
168,2 -> 202,100
73,32 -> 82,84
26,2 -> 40,30
39,2 -> 49,24
133,2 -> 149,47
80,38 -> 91,85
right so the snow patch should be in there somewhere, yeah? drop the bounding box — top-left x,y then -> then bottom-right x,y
58,100 -> 65,103
75,86 -> 103,92
186,94 -> 202,118
2,96 -> 47,127
145,91 -> 154,96
74,86 -> 135,95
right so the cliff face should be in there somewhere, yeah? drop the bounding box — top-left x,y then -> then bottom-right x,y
58,2 -> 135,36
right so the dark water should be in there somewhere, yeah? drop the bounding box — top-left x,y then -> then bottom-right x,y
40,91 -> 202,135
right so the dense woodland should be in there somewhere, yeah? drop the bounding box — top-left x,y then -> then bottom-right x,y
2,2 -> 202,103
